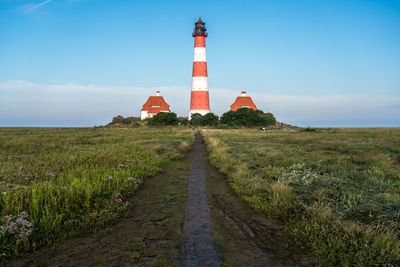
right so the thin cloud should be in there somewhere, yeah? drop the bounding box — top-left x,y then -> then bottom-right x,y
20,0 -> 53,14
0,80 -> 399,127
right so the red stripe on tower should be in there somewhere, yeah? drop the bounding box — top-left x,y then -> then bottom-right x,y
189,18 -> 211,119
192,62 -> 208,77
194,36 -> 206,47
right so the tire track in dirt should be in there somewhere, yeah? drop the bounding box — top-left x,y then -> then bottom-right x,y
180,133 -> 222,267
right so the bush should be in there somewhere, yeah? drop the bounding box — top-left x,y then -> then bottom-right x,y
148,112 -> 178,126
220,108 -> 276,127
200,113 -> 219,126
300,127 -> 319,132
177,117 -> 189,126
189,113 -> 219,126
111,115 -> 140,126
189,113 -> 203,126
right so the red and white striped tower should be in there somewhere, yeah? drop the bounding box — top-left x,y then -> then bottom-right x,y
189,18 -> 210,119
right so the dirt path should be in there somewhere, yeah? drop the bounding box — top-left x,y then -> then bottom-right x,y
7,133 -> 313,266
180,134 -> 222,267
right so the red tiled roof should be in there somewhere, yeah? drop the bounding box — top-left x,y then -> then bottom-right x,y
196,17 -> 204,24
141,96 -> 170,113
230,96 -> 257,111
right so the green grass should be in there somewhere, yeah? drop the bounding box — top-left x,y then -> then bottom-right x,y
204,127 -> 400,266
0,127 -> 194,259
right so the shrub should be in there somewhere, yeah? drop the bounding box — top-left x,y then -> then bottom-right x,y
200,113 -> 219,126
178,117 -> 189,126
220,108 -> 276,127
189,113 -> 219,126
148,112 -> 179,126
300,127 -> 318,132
110,115 -> 140,126
189,113 -> 203,126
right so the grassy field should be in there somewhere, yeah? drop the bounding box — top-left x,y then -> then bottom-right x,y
0,127 -> 194,259
204,128 -> 400,266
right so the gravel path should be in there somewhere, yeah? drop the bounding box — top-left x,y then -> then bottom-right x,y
180,133 -> 222,267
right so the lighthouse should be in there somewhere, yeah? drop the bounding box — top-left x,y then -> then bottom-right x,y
189,18 -> 211,119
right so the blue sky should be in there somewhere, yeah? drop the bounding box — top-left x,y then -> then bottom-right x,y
0,0 -> 399,126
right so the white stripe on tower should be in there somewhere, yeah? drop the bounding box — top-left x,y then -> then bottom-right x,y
191,77 -> 208,91
193,47 -> 207,62
189,18 -> 211,119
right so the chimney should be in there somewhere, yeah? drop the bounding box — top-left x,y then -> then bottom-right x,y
241,91 -> 247,96
156,91 -> 160,96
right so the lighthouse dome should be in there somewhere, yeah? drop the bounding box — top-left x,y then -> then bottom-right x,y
193,17 -> 207,37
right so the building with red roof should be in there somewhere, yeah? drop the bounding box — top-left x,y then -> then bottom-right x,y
141,91 -> 170,120
230,91 -> 257,111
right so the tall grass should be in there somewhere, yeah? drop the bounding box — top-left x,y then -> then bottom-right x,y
0,127 -> 194,259
204,128 -> 400,266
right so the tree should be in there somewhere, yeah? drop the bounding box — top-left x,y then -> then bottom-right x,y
178,117 -> 189,126
148,112 -> 178,126
220,108 -> 276,127
260,112 -> 276,126
200,113 -> 219,126
189,113 -> 219,126
189,113 -> 203,126
112,115 -> 125,124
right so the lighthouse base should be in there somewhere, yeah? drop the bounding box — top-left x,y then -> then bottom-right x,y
188,109 -> 210,120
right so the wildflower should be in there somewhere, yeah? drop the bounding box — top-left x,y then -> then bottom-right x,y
106,176 -> 114,181
48,173 -> 57,178
136,159 -> 142,163
127,177 -> 136,182
4,215 -> 13,221
154,155 -> 160,160
118,163 -> 125,169
1,212 -> 34,242
127,177 -> 142,184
